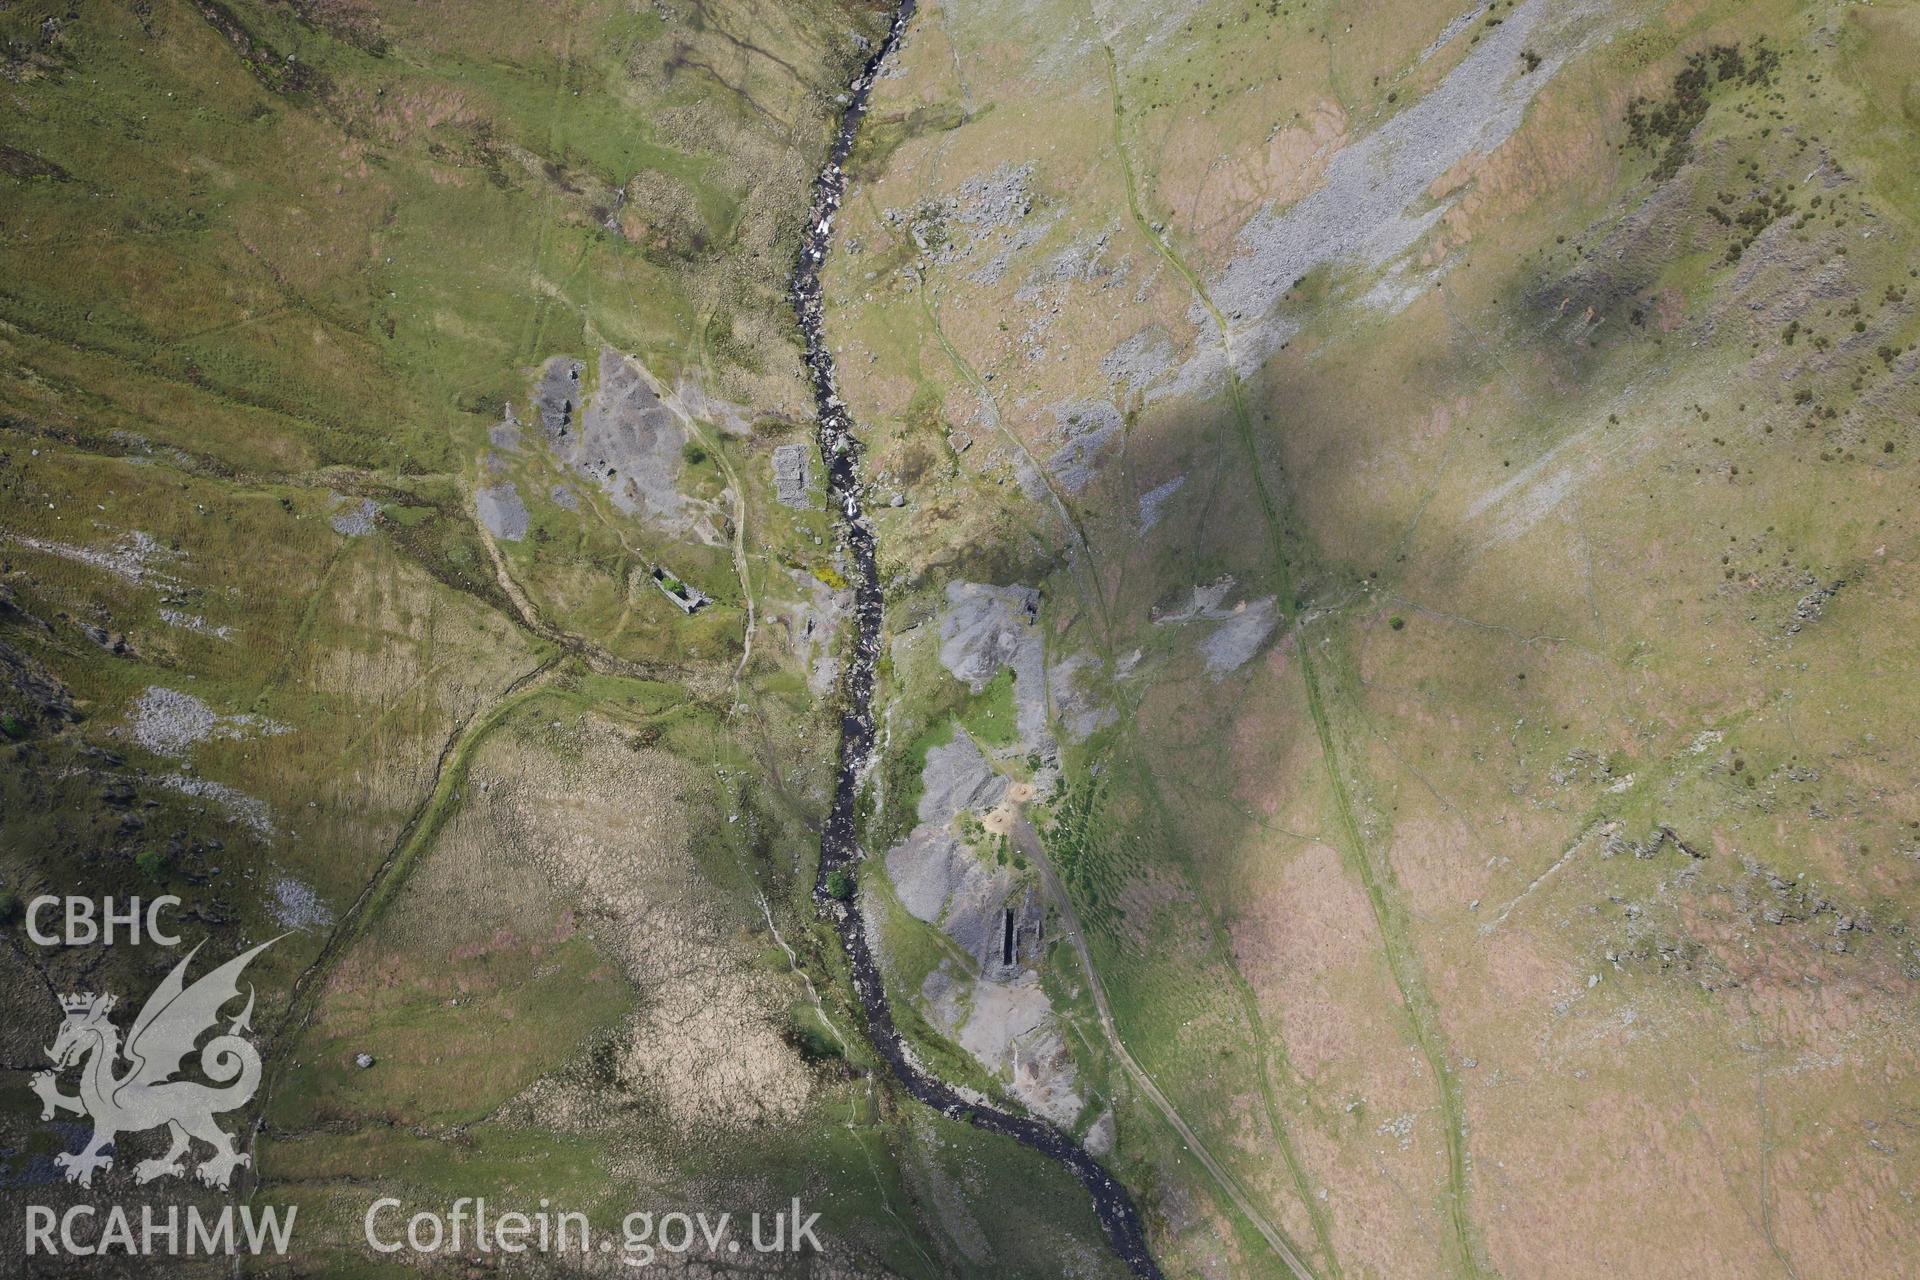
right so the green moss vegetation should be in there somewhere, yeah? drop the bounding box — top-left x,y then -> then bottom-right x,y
958,666 -> 1018,748
847,100 -> 978,182
872,714 -> 943,844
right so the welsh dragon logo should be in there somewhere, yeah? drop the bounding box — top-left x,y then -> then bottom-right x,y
30,937 -> 278,1189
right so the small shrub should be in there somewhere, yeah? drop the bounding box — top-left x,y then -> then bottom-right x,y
1390,615 -> 1407,631
825,869 -> 853,900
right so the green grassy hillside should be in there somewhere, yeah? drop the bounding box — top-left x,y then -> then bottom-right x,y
5,0 -> 1919,1275
0,1 -> 1137,1273
828,0 -> 1920,1275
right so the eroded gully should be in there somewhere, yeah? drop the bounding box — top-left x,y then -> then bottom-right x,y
793,4 -> 1163,1277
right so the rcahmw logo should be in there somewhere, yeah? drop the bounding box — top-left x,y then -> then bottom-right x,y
21,926 -> 297,1257
26,1203 -> 295,1259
